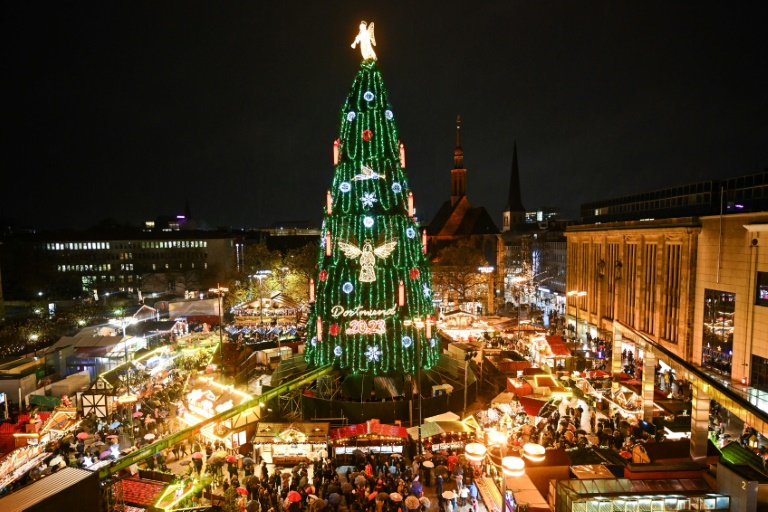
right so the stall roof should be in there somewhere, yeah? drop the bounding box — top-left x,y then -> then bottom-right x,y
0,467 -> 97,512
545,335 -> 571,357
253,422 -> 329,443
571,464 -> 616,479
330,420 -> 408,440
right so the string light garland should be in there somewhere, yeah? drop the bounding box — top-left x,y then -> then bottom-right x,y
303,51 -> 438,375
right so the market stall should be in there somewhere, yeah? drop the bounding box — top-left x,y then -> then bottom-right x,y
177,375 -> 257,450
253,422 -> 329,465
331,419 -> 408,461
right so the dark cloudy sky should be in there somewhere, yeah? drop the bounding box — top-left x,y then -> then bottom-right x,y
3,1 -> 766,231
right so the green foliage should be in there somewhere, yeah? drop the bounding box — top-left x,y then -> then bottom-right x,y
303,60 -> 438,375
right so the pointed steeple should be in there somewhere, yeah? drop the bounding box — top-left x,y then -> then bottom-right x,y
454,115 -> 464,169
502,141 -> 526,231
451,115 -> 467,206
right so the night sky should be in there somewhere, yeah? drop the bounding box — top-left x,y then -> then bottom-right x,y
3,2 -> 767,231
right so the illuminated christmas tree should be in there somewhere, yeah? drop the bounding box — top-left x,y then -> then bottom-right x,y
303,22 -> 439,375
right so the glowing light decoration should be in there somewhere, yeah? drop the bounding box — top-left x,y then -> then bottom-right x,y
309,278 -> 315,303
422,229 -> 427,254
365,345 -> 382,362
423,283 -> 431,298
347,319 -> 386,335
360,192 -> 377,209
398,280 -> 405,306
430,339 -> 436,348
304,31 -> 439,375
351,21 -> 376,61
337,239 -> 397,282
333,139 -> 340,165
363,216 -> 374,228
311,337 -> 318,346
353,164 -> 384,181
408,191 -> 414,217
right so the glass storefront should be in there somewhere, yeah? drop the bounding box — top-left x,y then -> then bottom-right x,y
702,289 -> 735,375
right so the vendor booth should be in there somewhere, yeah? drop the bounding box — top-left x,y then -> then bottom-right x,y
177,375 -> 258,450
253,422 -> 329,465
331,419 -> 408,461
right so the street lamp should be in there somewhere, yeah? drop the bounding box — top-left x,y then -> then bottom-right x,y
248,271 -> 272,327
566,290 -> 587,342
404,316 -> 430,454
209,284 -> 229,369
465,431 -> 525,512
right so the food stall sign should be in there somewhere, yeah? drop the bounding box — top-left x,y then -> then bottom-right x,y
117,395 -> 139,404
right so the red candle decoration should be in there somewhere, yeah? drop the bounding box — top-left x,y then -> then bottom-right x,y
326,190 -> 333,215
325,231 -> 332,256
399,141 -> 406,168
333,138 -> 340,165
408,191 -> 414,218
316,316 -> 323,342
309,278 -> 315,304
422,229 -> 427,254
398,280 -> 405,307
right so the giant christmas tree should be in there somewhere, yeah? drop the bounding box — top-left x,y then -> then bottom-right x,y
303,22 -> 439,376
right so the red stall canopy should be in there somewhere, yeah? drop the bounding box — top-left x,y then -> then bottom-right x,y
330,419 -> 408,441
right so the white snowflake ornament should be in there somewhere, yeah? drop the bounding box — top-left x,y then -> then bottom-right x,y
360,191 -> 378,209
365,345 -> 382,362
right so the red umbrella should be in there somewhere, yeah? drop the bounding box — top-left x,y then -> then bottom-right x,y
132,411 -> 143,417
76,432 -> 89,440
620,450 -> 632,459
191,452 -> 204,459
226,455 -> 237,463
236,487 -> 249,495
106,435 -> 118,439
287,491 -> 302,503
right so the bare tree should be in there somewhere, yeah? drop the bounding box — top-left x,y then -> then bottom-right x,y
432,241 -> 488,305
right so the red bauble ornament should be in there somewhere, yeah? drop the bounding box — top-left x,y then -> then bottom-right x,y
362,129 -> 374,142
409,268 -> 421,280
329,323 -> 341,336
318,270 -> 328,282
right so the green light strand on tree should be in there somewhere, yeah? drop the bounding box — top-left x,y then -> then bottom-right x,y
304,59 -> 438,375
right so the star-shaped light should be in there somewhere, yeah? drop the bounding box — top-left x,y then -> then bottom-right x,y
361,192 -> 378,209
365,345 -> 382,362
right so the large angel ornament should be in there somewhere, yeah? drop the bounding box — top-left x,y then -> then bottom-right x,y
351,21 -> 377,61
338,238 -> 397,282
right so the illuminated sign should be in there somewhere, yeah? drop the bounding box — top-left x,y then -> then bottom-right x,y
346,319 -> 386,335
330,305 -> 397,318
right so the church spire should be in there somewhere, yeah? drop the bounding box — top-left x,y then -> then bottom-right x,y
454,115 -> 463,169
450,115 -> 467,206
502,141 -> 526,231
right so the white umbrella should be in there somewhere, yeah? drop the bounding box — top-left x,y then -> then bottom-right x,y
422,460 -> 434,468
144,433 -> 156,440
49,456 -> 63,467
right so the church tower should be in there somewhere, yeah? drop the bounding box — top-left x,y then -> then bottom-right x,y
450,116 -> 466,206
502,141 -> 526,232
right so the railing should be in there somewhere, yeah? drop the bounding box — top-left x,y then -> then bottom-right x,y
98,364 -> 332,479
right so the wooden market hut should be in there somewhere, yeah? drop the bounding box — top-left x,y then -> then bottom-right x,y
252,422 -> 329,465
